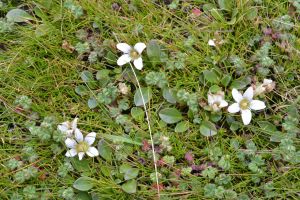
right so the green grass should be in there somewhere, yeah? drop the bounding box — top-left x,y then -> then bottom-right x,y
0,0 -> 300,199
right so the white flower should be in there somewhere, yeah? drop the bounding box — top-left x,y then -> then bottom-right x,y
208,91 -> 228,112
58,118 -> 78,137
65,130 -> 99,160
254,79 -> 275,96
228,87 -> 266,125
208,39 -> 216,46
116,42 -> 146,70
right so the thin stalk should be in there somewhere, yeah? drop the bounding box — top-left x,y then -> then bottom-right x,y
128,62 -> 160,198
112,32 -> 160,198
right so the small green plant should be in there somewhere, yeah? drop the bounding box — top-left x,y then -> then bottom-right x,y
64,0 -> 83,18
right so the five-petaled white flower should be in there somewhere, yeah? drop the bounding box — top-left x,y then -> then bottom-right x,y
208,91 -> 228,112
116,42 -> 146,70
57,118 -> 78,137
228,87 -> 266,125
65,129 -> 99,160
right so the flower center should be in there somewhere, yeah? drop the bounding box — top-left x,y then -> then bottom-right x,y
239,98 -> 250,110
75,141 -> 89,152
213,101 -> 221,107
212,102 -> 221,111
130,50 -> 139,59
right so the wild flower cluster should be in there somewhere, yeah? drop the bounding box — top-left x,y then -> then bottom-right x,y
2,1 -> 300,199
58,118 -> 99,160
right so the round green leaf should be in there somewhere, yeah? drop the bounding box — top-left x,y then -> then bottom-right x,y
203,70 -> 219,83
88,97 -> 98,109
6,9 -> 34,23
210,113 -> 222,122
119,164 -> 139,180
120,164 -> 132,174
124,168 -> 139,180
200,121 -> 217,137
175,121 -> 189,133
162,88 -> 177,104
134,87 -> 152,107
75,85 -> 88,96
81,70 -> 94,83
121,179 -> 137,194
159,108 -> 183,124
73,177 -> 95,191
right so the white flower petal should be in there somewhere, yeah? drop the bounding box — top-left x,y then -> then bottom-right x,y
58,123 -> 68,132
228,103 -> 240,113
85,132 -> 96,145
232,89 -> 243,103
263,79 -> 273,85
134,42 -> 146,54
65,138 -> 77,148
65,149 -> 77,157
133,57 -> 143,70
219,100 -> 228,108
86,147 -> 99,157
207,94 -> 214,105
241,109 -> 252,125
208,39 -> 216,46
75,128 -> 83,142
117,54 -> 131,66
250,100 -> 266,110
243,87 -> 254,101
72,118 -> 78,130
78,152 -> 85,160
116,43 -> 132,54
215,95 -> 223,103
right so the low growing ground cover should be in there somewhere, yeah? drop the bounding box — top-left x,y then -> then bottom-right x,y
0,0 -> 299,199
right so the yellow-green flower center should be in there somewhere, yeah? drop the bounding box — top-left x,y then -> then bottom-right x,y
75,141 -> 89,152
130,50 -> 139,59
239,98 -> 250,110
213,101 -> 221,107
